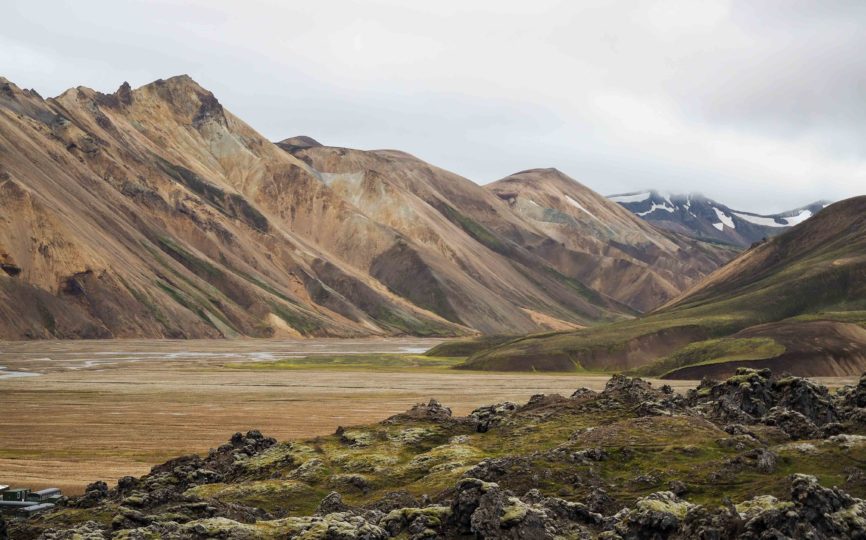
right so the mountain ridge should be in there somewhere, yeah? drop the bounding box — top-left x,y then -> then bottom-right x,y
609,189 -> 830,247
1,74 -> 722,339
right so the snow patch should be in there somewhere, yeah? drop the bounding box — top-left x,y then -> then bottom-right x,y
662,193 -> 673,206
565,195 -> 599,221
636,202 -> 675,216
609,191 -> 651,204
783,209 -> 812,226
713,207 -> 735,229
732,211 -> 787,228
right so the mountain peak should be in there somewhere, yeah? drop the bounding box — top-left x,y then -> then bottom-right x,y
276,135 -> 323,152
132,75 -> 226,127
610,190 -> 834,248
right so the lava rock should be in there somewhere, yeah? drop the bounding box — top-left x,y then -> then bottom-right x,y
611,491 -> 694,538
601,374 -> 663,405
388,399 -> 453,423
469,401 -> 519,432
762,406 -> 819,440
317,491 -> 350,515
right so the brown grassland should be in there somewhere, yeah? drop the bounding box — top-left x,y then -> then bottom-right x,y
0,339 -> 857,495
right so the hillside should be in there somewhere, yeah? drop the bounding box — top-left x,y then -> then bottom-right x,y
0,75 -> 472,339
280,146 -> 626,333
610,190 -> 829,248
485,169 -> 736,312
459,196 -> 866,377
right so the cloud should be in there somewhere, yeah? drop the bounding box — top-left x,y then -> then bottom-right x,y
1,0 -> 864,212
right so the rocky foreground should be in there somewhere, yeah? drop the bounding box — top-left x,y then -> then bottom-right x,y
8,368 -> 866,539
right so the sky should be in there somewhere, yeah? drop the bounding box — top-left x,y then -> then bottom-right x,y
3,0 -> 865,213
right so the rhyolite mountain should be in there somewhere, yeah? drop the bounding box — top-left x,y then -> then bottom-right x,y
459,196 -> 866,378
484,169 -> 736,312
0,75 -> 736,339
610,190 -> 830,248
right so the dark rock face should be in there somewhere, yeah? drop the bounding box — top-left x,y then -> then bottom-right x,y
763,407 -> 819,440
317,491 -> 349,515
773,376 -> 839,425
387,399 -> 453,424
689,368 -> 841,434
74,480 -> 109,508
601,374 -> 662,404
469,401 -> 519,432
0,513 -> 7,540
843,374 -> 866,409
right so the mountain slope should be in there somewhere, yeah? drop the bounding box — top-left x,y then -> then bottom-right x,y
485,169 -> 737,312
0,76 -> 470,339
2,75 -> 675,339
281,145 -> 629,333
460,196 -> 866,377
610,190 -> 829,247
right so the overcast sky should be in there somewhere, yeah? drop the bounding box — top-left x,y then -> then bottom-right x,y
3,1 -> 865,212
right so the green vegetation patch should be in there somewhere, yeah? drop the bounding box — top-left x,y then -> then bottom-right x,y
787,310 -> 866,328
635,337 -> 786,378
186,480 -> 325,515
425,335 -> 519,357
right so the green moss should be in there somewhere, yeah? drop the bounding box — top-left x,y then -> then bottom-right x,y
186,480 -> 324,515
637,497 -> 692,519
735,495 -> 793,515
155,280 -> 214,328
331,451 -> 398,473
636,337 -> 786,378
501,499 -> 529,525
426,335 -> 519,357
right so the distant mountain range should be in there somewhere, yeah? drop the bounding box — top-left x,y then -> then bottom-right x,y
609,190 -> 830,247
0,75 -> 734,339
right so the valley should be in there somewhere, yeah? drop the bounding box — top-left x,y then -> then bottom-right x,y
0,339 -> 715,496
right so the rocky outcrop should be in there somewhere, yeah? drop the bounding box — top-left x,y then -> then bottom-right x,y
689,368 -> 841,433
469,402 -> 519,433
387,399 -> 453,423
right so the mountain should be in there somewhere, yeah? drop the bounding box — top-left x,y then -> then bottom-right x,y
484,169 -> 737,312
4,74 -> 734,339
279,145 -> 628,333
609,190 -> 830,247
0,74 -> 749,339
0,75 -> 480,339
459,196 -> 866,377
